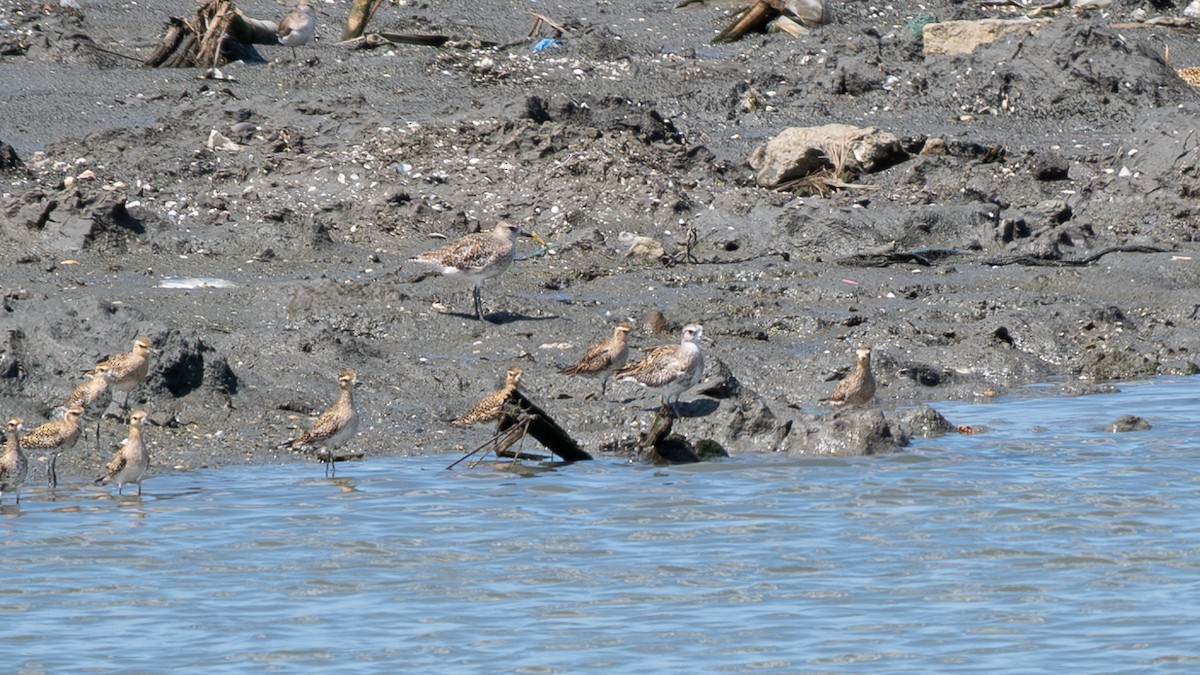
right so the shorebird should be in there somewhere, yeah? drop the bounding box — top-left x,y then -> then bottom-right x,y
559,323 -> 633,397
21,405 -> 84,489
66,363 -> 112,454
410,220 -> 522,321
1,418 -> 27,505
451,367 -> 522,427
285,370 -> 359,477
820,347 -> 876,406
616,323 -> 705,410
96,409 -> 150,497
98,337 -> 156,419
277,2 -> 318,60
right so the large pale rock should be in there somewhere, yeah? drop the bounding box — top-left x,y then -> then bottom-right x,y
923,18 -> 1052,57
784,408 -> 905,457
747,123 -> 904,188
1185,0 -> 1200,19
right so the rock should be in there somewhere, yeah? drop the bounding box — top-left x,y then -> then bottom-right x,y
748,124 -> 906,188
1109,415 -> 1150,432
1186,0 -> 1200,19
923,19 -> 1052,57
0,141 -> 25,174
785,408 -> 906,456
920,137 -> 948,156
891,405 -> 955,439
897,362 -> 948,387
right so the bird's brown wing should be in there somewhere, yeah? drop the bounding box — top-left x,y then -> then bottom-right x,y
103,452 -> 128,480
560,340 -> 616,376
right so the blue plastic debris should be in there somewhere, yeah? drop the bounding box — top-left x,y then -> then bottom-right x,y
532,38 -> 560,53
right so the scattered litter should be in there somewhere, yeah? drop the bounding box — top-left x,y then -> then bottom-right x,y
206,130 -> 240,153
532,38 -> 560,52
159,278 -> 238,289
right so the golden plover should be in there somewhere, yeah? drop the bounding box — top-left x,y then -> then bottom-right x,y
98,337 -> 156,417
1,418 -> 27,505
451,367 -> 523,427
410,221 -> 522,321
616,323 -> 705,409
559,323 -> 633,397
21,405 -> 84,489
66,363 -> 112,454
820,347 -> 876,406
286,371 -> 359,477
96,409 -> 150,496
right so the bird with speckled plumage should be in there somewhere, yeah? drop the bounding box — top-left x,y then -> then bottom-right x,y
286,371 -> 359,477
452,367 -> 523,427
98,337 -> 155,418
21,405 -> 83,489
410,221 -> 522,321
559,323 -> 633,397
616,323 -> 705,410
96,409 -> 150,496
1,418 -> 28,505
820,347 -> 876,406
66,363 -> 112,454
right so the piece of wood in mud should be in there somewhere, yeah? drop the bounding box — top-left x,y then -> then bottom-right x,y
494,391 -> 591,462
713,0 -> 775,44
146,0 -> 292,68
638,405 -> 700,464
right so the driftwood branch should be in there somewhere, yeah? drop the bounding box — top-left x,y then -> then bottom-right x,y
712,0 -> 831,44
445,388 -> 591,469
343,0 -> 386,41
497,391 -> 591,462
335,32 -> 450,49
147,0 -> 282,68
637,405 -> 729,464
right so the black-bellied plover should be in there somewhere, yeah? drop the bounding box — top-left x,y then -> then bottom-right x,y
277,2 -> 318,60
96,409 -> 150,497
820,347 -> 876,406
286,370 -> 359,477
410,221 -> 522,321
66,363 -> 112,454
98,337 -> 155,418
616,323 -> 705,409
451,367 -> 522,427
559,323 -> 633,397
1,418 -> 27,505
21,405 -> 84,489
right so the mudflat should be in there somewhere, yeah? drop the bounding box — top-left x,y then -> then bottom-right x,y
2,0 -> 1198,480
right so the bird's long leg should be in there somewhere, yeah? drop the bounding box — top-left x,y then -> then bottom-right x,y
48,453 -> 58,489
94,419 -> 101,455
472,284 -> 485,321
329,450 -> 336,478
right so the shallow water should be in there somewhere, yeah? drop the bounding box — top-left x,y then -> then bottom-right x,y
3,378 -> 1200,672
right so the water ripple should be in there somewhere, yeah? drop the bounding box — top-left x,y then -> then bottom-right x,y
1,378 -> 1199,671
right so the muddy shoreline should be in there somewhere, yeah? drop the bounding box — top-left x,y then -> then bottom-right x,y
1,0 -> 1198,485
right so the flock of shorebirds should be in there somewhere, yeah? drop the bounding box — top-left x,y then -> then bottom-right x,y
2,7 -> 881,504
2,337 -> 156,505
0,217 -> 876,506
